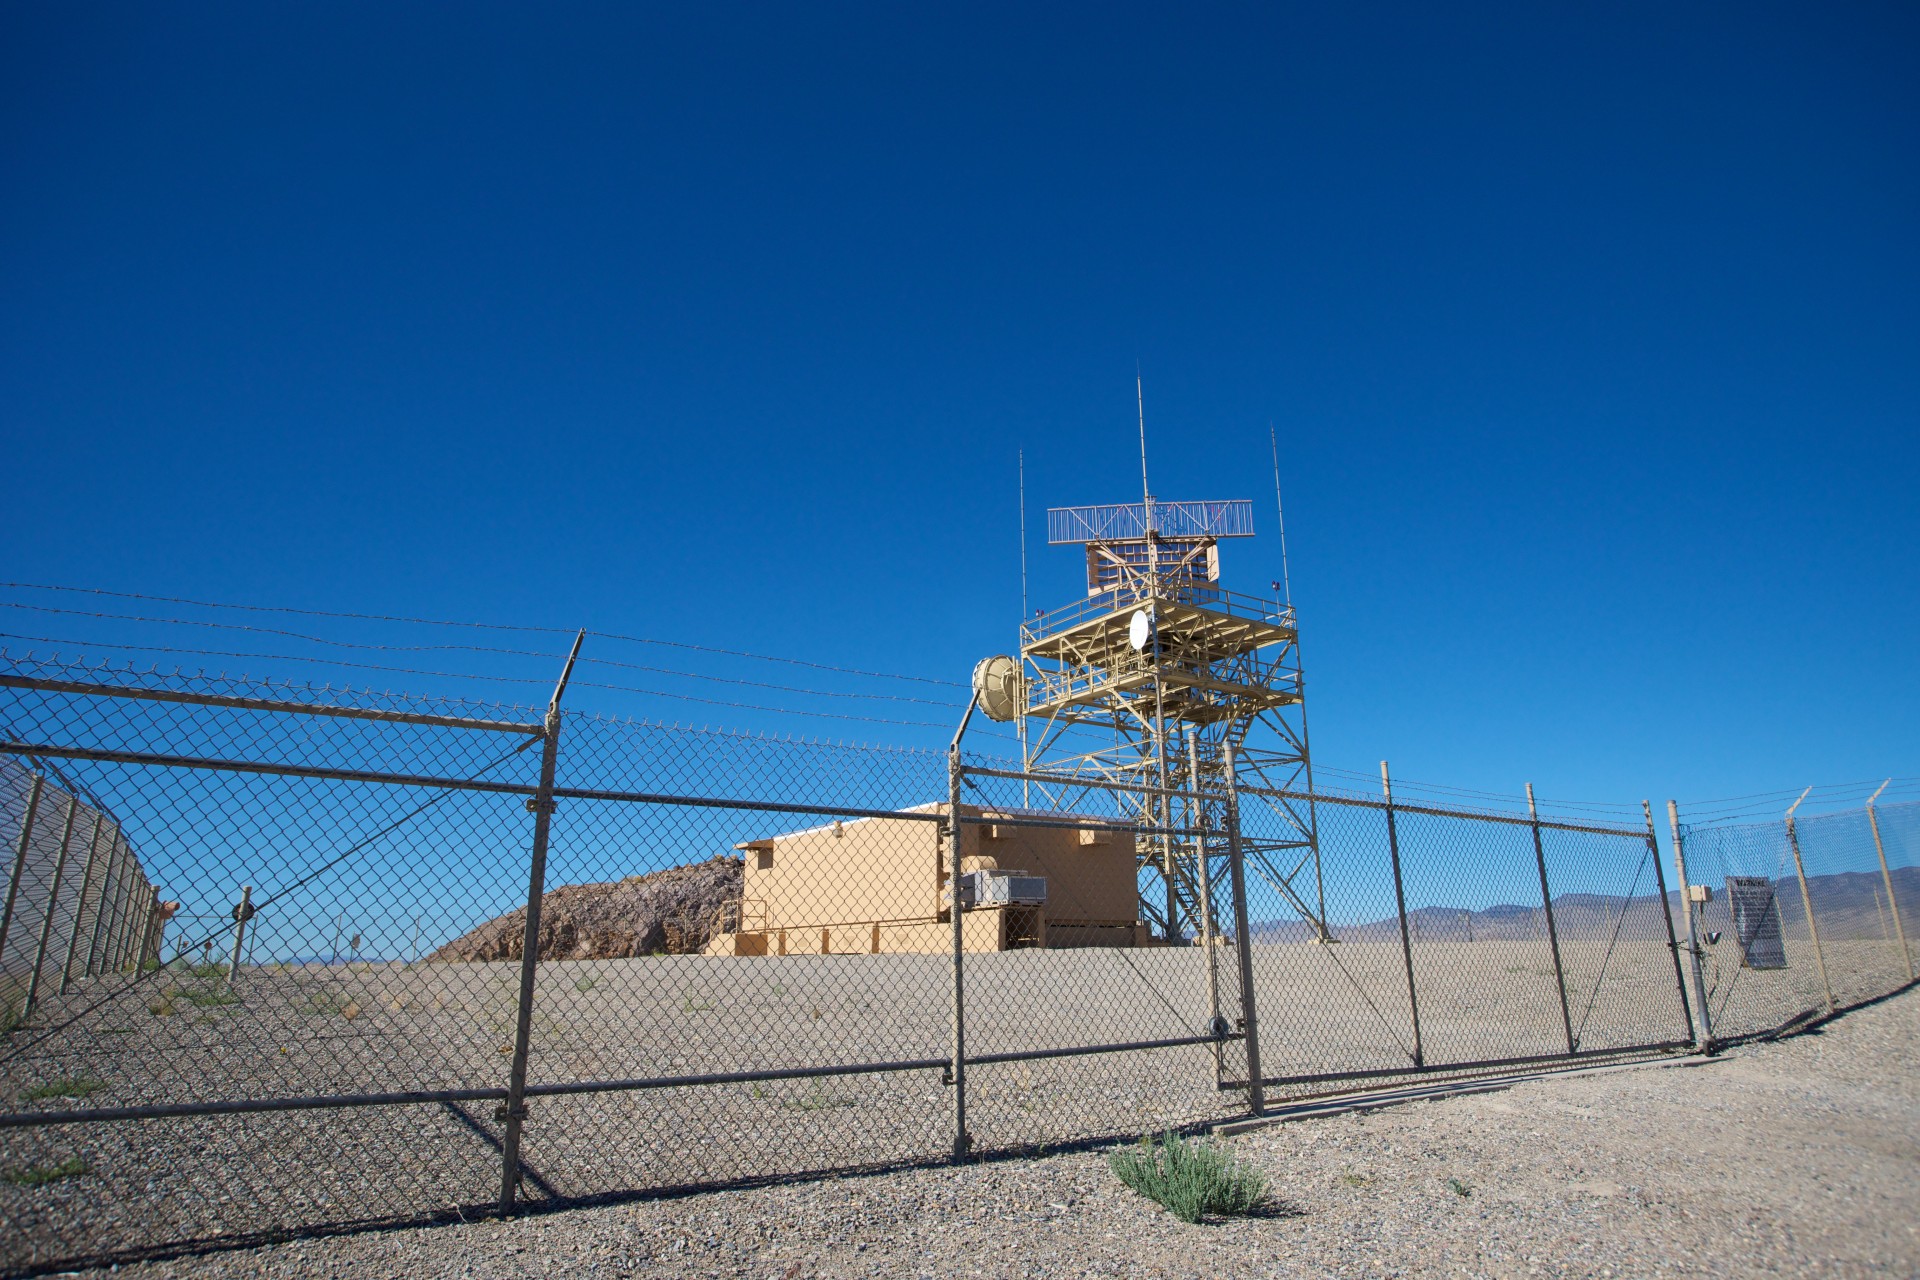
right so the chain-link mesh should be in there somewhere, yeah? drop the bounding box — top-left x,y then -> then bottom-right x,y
514,711 -> 956,1204
0,661 -> 545,1269
1236,785 -> 1690,1102
1,759 -> 162,1032
1677,799 -> 1919,1043
950,756 -> 1244,1154
1,655 -> 1895,1273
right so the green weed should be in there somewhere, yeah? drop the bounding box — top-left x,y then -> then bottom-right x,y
574,976 -> 598,993
1340,1172 -> 1372,1188
682,993 -> 715,1013
1447,1177 -> 1472,1198
21,1077 -> 104,1103
183,987 -> 239,1009
1109,1132 -> 1267,1224
2,1156 -> 89,1187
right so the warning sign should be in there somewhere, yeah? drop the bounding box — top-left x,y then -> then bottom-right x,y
1726,876 -> 1787,970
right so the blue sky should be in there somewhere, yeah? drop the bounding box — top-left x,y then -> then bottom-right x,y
4,3 -> 1917,822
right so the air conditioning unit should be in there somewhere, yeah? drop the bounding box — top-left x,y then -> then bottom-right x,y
962,870 -> 1046,908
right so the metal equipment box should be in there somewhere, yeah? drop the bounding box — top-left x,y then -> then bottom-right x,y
962,870 -> 1047,908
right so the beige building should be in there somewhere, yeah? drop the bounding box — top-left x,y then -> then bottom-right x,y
704,802 -> 1151,955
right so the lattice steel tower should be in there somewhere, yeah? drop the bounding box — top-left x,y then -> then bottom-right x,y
1016,491 -> 1331,945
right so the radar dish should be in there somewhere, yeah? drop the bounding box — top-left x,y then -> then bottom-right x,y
971,655 -> 1023,722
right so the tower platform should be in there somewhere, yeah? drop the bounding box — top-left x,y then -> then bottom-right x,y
1020,585 -> 1300,724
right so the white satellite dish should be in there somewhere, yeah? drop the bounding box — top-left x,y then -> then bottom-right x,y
1128,607 -> 1156,652
971,655 -> 1023,722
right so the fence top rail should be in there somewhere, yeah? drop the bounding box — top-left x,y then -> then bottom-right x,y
952,810 -> 1208,839
959,763 -> 1199,801
1238,782 -> 1647,838
0,739 -> 543,797
0,671 -> 545,736
960,763 -> 1647,838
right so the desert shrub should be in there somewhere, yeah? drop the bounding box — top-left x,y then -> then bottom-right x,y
21,1077 -> 105,1103
1109,1132 -> 1267,1223
2,1156 -> 89,1187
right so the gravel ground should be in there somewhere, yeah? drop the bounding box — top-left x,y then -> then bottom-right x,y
47,982 -> 1918,1279
2,937 -> 1713,1271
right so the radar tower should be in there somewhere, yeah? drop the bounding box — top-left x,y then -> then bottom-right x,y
1014,470 -> 1331,945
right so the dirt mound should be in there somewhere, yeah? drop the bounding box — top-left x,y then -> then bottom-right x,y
429,855 -> 743,962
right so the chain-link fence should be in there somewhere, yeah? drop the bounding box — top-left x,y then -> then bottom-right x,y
1231,781 -> 1694,1102
2,758 -> 164,1037
0,655 -> 1911,1273
1673,799 -> 1918,1044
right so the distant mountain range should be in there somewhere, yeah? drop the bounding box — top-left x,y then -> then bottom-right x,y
1249,866 -> 1920,944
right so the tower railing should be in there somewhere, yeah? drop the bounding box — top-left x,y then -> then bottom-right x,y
1021,581 -> 1295,648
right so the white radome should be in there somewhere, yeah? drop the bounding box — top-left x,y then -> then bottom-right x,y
970,655 -> 1023,722
1128,607 -> 1155,652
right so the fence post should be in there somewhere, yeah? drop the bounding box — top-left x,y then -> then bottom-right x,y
1667,801 -> 1714,1049
84,825 -> 122,978
23,795 -> 79,1019
0,771 -> 46,972
1865,784 -> 1914,983
945,692 -> 977,1162
59,812 -> 104,995
117,872 -> 139,973
1526,784 -> 1576,1055
104,840 -> 131,973
1222,742 -> 1264,1114
138,885 -> 160,970
227,886 -> 254,983
498,630 -> 582,1216
1784,810 -> 1835,1015
130,878 -> 151,971
111,865 -> 137,974
1643,801 -> 1695,1045
1381,762 -> 1424,1070
1188,738 -> 1224,1080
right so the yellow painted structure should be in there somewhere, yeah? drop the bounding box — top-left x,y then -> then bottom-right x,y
703,803 -> 1149,955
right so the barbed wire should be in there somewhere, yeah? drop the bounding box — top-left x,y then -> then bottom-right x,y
1678,776 -> 1920,824
2,581 -> 967,689
1,582 -> 573,633
587,630 -> 966,688
1312,764 -> 1646,817
0,637 -> 958,730
0,650 -> 544,718
0,600 -> 563,657
0,602 -> 961,707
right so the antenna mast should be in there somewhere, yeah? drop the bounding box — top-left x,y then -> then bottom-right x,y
1138,373 -> 1158,580
1018,448 -> 1029,622
1018,448 -> 1032,795
1270,423 -> 1293,609
1136,373 -> 1151,508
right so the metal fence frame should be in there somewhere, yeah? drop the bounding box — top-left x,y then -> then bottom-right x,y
2,759 -> 163,1026
1668,789 -> 1920,1048
0,659 -> 1913,1273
